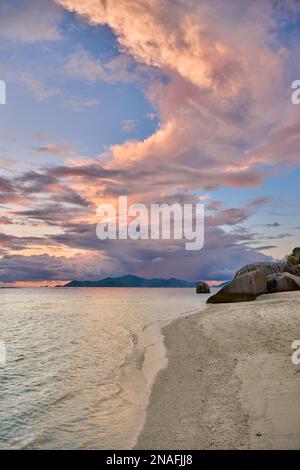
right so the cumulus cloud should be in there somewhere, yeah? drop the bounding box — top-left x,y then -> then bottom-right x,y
57,0 -> 275,90
54,0 -> 300,194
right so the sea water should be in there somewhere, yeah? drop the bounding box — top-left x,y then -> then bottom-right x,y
0,287 -> 209,449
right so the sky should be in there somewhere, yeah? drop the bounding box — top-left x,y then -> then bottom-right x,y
0,0 -> 300,285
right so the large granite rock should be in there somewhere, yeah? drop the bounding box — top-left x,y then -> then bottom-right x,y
207,271 -> 267,304
196,281 -> 210,294
292,265 -> 300,276
267,272 -> 300,293
235,262 -> 294,278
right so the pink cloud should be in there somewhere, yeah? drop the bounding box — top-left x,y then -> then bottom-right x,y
34,141 -> 74,158
56,0 -> 300,193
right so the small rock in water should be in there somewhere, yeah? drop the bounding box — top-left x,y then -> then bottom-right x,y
196,281 -> 210,294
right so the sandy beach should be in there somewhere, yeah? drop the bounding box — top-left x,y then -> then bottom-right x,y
136,291 -> 300,450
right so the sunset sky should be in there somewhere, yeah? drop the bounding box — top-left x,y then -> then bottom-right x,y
0,0 -> 300,285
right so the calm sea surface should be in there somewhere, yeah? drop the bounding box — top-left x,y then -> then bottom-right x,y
0,287 -> 209,449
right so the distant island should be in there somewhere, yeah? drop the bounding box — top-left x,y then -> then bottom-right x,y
59,275 -> 195,288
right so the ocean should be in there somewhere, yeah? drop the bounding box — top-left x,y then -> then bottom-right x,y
0,287 -> 209,449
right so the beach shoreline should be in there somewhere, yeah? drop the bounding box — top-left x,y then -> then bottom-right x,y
128,304 -> 207,449
135,291 -> 300,450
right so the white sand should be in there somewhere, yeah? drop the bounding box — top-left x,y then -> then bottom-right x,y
136,291 -> 300,449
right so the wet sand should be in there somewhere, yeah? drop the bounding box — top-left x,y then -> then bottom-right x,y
136,291 -> 300,449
